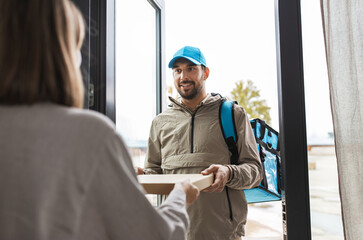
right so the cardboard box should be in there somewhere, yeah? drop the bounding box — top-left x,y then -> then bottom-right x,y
138,174 -> 214,195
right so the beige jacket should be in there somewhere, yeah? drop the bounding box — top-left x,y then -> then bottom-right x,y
144,94 -> 263,240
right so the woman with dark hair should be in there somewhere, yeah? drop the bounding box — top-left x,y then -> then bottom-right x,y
0,0 -> 199,239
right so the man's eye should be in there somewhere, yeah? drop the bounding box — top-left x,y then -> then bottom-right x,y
174,69 -> 181,73
188,67 -> 195,71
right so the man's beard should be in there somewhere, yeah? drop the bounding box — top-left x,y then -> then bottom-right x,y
177,81 -> 201,100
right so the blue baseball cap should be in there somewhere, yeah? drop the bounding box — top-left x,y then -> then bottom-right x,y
168,46 -> 207,68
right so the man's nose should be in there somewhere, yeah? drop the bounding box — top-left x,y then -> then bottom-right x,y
180,70 -> 188,80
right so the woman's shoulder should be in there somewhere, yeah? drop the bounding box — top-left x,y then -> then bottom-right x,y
49,104 -> 118,139
63,105 -> 115,129
1,102 -> 117,137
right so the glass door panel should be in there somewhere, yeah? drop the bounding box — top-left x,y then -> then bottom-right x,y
115,0 -> 157,168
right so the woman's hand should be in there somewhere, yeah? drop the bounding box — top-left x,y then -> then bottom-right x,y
135,167 -> 144,175
174,179 -> 200,206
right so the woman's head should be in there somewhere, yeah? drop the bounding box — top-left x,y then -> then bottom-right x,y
0,0 -> 85,108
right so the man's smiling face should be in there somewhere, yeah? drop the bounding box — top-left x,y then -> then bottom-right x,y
172,58 -> 207,100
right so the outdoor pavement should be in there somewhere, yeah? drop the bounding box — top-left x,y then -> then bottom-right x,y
243,146 -> 344,240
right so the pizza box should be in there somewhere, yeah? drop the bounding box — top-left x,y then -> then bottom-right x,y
138,174 -> 214,195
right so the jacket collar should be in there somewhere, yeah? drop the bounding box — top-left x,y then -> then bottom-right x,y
168,93 -> 225,111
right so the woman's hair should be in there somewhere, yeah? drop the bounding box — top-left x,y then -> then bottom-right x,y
0,0 -> 85,108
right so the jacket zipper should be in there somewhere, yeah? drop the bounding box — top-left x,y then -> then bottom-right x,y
190,111 -> 196,153
226,187 -> 233,221
169,97 -> 234,220
170,98 -> 233,219
188,102 -> 233,220
169,98 -> 222,154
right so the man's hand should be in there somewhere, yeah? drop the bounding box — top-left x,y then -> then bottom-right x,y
201,164 -> 230,192
135,167 -> 144,175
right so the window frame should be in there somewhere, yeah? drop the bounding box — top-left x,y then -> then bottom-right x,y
147,0 -> 166,114
275,0 -> 312,239
74,0 -> 165,119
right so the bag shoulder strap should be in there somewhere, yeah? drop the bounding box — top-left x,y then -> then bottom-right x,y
219,100 -> 239,165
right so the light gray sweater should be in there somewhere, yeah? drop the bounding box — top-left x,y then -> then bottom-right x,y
0,103 -> 188,240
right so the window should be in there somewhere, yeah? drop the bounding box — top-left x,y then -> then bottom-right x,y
301,0 -> 343,239
115,0 -> 164,169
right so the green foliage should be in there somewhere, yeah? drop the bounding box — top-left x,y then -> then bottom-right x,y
230,80 -> 271,124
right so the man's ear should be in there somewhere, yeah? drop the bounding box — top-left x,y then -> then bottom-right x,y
204,67 -> 210,80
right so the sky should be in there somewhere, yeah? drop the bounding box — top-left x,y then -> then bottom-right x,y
164,0 -> 333,142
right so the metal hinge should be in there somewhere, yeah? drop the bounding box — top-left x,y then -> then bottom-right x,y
89,83 -> 94,107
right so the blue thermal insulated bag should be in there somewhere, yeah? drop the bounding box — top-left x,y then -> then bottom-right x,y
219,100 -> 282,203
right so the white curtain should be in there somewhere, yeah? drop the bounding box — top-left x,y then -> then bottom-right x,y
320,0 -> 363,239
